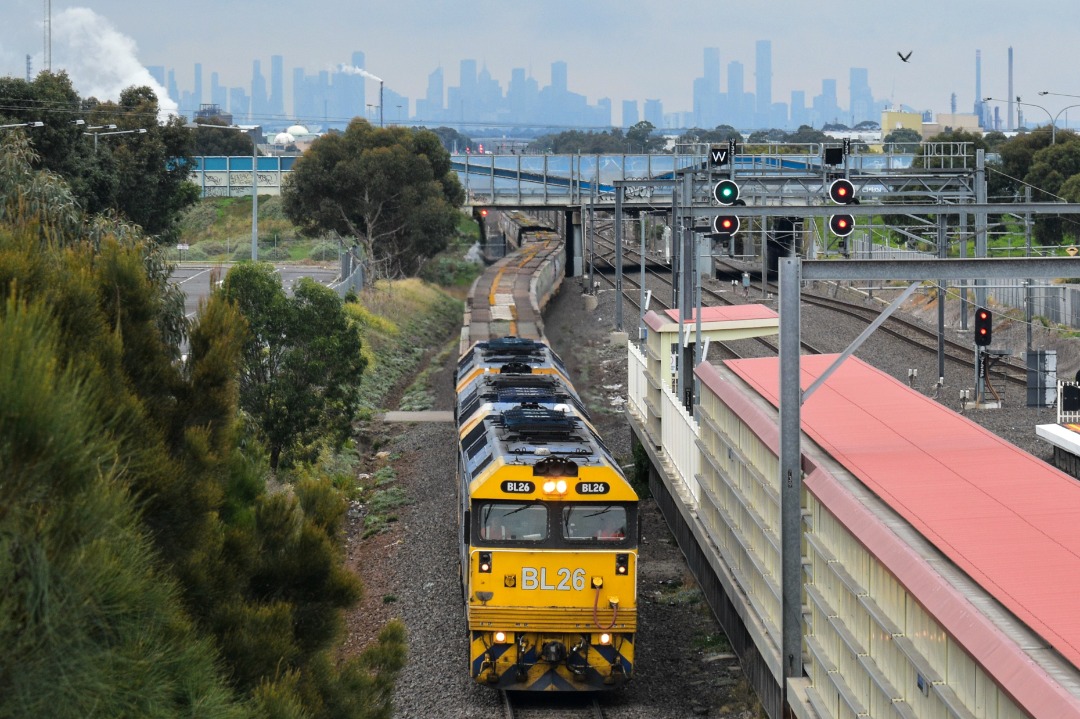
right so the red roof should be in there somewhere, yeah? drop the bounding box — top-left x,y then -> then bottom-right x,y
644,304 -> 778,332
721,355 -> 1080,673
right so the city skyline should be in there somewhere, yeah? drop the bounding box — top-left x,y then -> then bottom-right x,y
2,1 -> 1080,131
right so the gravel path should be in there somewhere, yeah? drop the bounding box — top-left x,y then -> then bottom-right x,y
340,270 -> 1076,718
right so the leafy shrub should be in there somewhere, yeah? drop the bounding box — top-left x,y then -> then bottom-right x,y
178,200 -> 218,235
419,255 -> 482,287
309,241 -> 340,262
199,241 -> 227,257
631,442 -> 653,500
257,195 -> 286,221
181,245 -> 208,261
262,246 -> 292,261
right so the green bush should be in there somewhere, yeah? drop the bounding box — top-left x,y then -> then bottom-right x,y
631,442 -> 653,500
178,200 -> 219,236
199,240 -> 227,256
262,246 -> 292,261
182,245 -> 209,261
309,241 -> 340,262
258,195 -> 287,221
418,255 -> 482,287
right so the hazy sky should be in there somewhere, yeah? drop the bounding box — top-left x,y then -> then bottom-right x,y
2,0 -> 1079,127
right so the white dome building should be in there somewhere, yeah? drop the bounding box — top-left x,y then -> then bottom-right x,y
273,132 -> 296,145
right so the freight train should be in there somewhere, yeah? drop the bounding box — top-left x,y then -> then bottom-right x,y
455,210 -> 639,691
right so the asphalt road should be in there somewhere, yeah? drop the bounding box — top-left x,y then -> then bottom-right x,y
170,263 -> 340,320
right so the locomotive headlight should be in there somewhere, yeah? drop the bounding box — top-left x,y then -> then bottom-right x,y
615,553 -> 629,575
493,631 -> 511,644
479,551 -> 492,573
542,479 -> 568,496
598,633 -> 612,646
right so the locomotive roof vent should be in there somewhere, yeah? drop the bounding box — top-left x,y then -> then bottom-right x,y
502,405 -> 575,438
481,336 -> 544,356
500,361 -> 533,374
495,385 -> 555,404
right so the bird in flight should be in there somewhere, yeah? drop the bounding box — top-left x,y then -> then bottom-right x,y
897,51 -> 912,62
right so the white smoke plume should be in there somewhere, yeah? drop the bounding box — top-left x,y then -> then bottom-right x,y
51,8 -> 178,122
338,64 -> 382,83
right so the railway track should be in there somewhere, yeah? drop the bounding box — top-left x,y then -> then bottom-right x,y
798,291 -> 1028,387
500,691 -> 606,719
588,232 -> 1027,389
589,236 -> 828,357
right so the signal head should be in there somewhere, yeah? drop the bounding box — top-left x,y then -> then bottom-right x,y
829,214 -> 855,237
713,179 -> 740,205
974,307 -> 993,346
713,215 -> 740,235
829,178 -> 856,205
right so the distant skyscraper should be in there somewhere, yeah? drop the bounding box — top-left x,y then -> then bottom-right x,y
849,67 -> 873,125
726,61 -> 749,127
506,68 -> 538,124
475,64 -> 503,121
167,69 -> 179,109
458,59 -> 478,120
754,40 -> 772,121
193,63 -> 203,109
147,65 -> 165,88
813,79 -> 840,126
416,66 -> 442,119
622,99 -> 639,128
269,55 -> 285,118
210,71 -> 226,110
551,61 -> 568,95
694,48 -> 721,128
643,98 -> 663,128
791,90 -> 807,127
251,60 -> 268,121
596,97 -> 612,127
229,87 -> 250,122
350,51 -> 366,122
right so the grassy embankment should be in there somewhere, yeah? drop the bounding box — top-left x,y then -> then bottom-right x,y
174,196 -> 335,263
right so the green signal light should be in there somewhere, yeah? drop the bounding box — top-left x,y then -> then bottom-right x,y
714,180 -> 740,205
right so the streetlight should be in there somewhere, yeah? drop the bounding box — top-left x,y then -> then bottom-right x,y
1038,92 -> 1080,143
187,122 -> 261,261
84,127 -> 146,153
984,96 -> 1078,144
1,121 -> 44,131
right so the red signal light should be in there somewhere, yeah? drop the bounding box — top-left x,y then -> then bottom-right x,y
712,215 -> 740,235
480,209 -> 488,217
974,308 -> 992,346
829,214 -> 854,237
828,178 -> 857,205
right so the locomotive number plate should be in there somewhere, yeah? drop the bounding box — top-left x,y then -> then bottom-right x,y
576,481 -> 610,494
521,567 -> 586,591
501,480 -> 535,494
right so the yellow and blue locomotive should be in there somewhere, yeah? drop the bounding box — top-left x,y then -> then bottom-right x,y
456,337 -> 638,691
